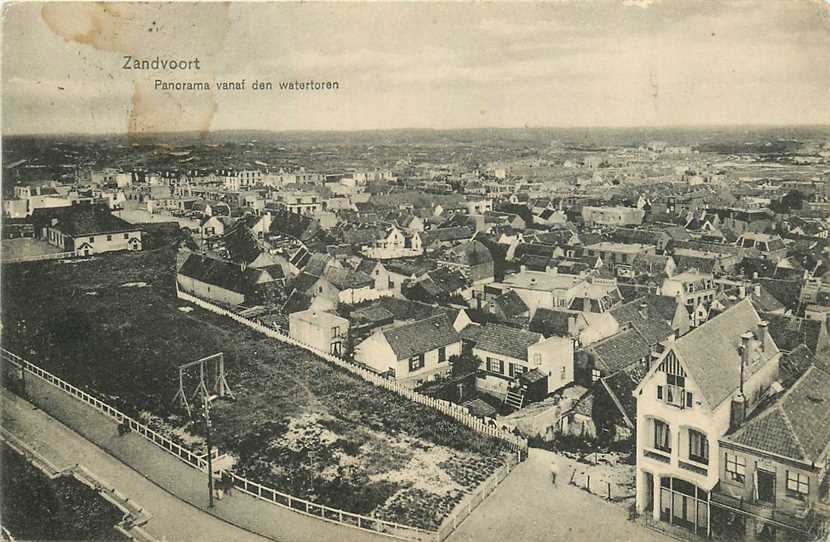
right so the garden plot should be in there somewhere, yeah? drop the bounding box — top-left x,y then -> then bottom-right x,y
1,249 -> 512,530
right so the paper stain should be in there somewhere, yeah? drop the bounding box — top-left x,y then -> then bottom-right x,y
39,2 -> 231,140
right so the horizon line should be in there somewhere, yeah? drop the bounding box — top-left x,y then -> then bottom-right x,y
4,122 -> 830,139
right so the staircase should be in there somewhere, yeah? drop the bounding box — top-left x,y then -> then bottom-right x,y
503,387 -> 525,411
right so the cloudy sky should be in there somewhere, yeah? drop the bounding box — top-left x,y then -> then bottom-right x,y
3,1 -> 829,135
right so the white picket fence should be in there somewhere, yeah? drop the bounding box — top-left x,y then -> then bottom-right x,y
1,251 -> 76,265
0,348 -> 436,541
175,288 -> 529,453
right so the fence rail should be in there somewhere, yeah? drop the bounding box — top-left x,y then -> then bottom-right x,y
0,348 -> 436,541
176,289 -> 529,454
1,251 -> 77,265
435,453 -> 519,541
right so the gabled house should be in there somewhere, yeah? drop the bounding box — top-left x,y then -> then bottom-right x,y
43,204 -> 143,256
469,323 -> 574,399
362,225 -> 423,259
177,253 -> 283,306
436,239 -> 495,284
633,298 -> 781,537
354,314 -> 462,387
309,267 -> 376,307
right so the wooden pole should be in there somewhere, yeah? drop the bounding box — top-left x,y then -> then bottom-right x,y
204,394 -> 214,508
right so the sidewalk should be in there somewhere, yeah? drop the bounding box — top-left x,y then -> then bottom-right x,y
446,448 -> 672,542
1,377 -> 394,542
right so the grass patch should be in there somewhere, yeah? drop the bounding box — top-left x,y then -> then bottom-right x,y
1,249 -> 511,529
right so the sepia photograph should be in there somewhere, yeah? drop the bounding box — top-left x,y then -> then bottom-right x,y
1,1 -> 829,541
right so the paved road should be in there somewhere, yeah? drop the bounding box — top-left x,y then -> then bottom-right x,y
447,448 -> 673,542
1,388 -> 269,542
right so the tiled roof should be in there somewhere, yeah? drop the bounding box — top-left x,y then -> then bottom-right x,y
291,271 -> 320,295
726,366 -> 830,463
673,298 -> 778,408
610,298 -> 674,347
382,314 -> 461,359
53,205 -> 139,236
490,290 -> 529,319
372,298 -> 449,322
587,328 -> 651,375
442,240 -> 493,266
765,315 -> 825,354
324,267 -> 374,290
600,362 -> 649,427
474,324 -> 542,361
529,308 -> 584,338
779,344 -> 816,388
178,254 -> 264,295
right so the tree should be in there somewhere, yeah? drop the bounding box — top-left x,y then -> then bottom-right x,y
449,353 -> 482,378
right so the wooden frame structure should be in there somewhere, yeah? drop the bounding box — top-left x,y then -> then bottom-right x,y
172,353 -> 234,417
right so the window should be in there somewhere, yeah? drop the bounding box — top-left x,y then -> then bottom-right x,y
725,453 -> 746,483
533,353 -> 542,366
409,354 -> 425,372
686,392 -> 694,408
107,235 -> 112,241
591,368 -> 601,382
509,363 -> 527,378
124,233 -> 129,239
654,420 -> 671,452
688,430 -> 709,464
486,357 -> 504,374
786,471 -> 809,501
560,366 -> 566,380
438,347 -> 446,363
89,237 -> 94,243
331,326 -> 341,338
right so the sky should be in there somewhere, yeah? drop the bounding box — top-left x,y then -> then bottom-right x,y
2,1 -> 830,135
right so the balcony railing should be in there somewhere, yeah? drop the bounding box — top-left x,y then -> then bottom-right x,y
711,491 -> 815,534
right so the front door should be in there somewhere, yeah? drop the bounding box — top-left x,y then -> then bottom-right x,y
757,470 -> 775,504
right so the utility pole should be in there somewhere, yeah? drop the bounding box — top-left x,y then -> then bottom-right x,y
203,393 -> 214,508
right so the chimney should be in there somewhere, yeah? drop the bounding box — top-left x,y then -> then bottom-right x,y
753,284 -> 761,297
740,331 -> 752,370
730,391 -> 747,430
758,321 -> 768,351
639,302 -> 648,320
